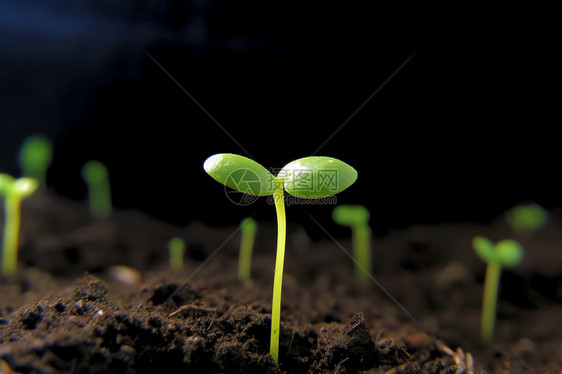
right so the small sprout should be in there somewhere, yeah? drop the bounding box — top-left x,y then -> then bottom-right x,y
18,135 -> 53,186
168,237 -> 186,272
81,160 -> 112,219
505,203 -> 548,233
238,217 -> 257,282
332,205 -> 371,283
472,236 -> 523,343
204,153 -> 357,363
0,174 -> 39,277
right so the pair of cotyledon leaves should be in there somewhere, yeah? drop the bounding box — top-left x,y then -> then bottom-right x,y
472,236 -> 523,267
0,174 -> 39,199
203,154 -> 357,198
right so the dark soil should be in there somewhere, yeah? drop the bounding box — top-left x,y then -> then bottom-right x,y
1,190 -> 561,373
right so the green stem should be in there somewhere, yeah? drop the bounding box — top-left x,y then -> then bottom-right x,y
169,238 -> 185,272
270,179 -> 286,363
2,197 -> 22,277
89,180 -> 111,219
238,229 -> 255,282
481,262 -> 501,343
353,224 -> 371,283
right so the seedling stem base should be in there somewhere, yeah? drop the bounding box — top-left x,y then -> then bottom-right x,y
481,262 -> 500,343
270,179 -> 286,363
2,197 -> 22,277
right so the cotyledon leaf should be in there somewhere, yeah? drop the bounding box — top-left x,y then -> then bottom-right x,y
494,239 -> 523,267
280,156 -> 357,198
472,236 -> 495,263
203,153 -> 277,196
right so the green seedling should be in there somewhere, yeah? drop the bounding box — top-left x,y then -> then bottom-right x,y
472,236 -> 523,343
0,174 -> 39,277
81,160 -> 112,219
505,203 -> 548,233
238,217 -> 257,282
332,205 -> 371,283
168,237 -> 186,272
204,153 -> 357,363
18,135 -> 53,186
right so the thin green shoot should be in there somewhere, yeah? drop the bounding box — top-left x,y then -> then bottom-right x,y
18,135 -> 53,186
238,217 -> 257,282
168,237 -> 186,272
81,160 -> 112,219
269,178 -> 286,362
332,205 -> 371,283
472,236 -> 523,343
0,174 -> 39,277
204,153 -> 357,363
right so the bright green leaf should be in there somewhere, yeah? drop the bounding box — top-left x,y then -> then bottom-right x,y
280,156 -> 357,198
12,178 -> 39,198
494,239 -> 524,267
0,175 -> 38,198
0,174 -> 15,196
472,236 -> 495,263
203,154 -> 277,196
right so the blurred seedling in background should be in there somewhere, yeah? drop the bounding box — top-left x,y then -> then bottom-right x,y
505,203 -> 548,234
18,135 -> 53,186
81,160 -> 112,219
204,153 -> 357,363
0,174 -> 39,277
238,217 -> 257,282
168,237 -> 186,272
332,204 -> 372,283
472,236 -> 523,343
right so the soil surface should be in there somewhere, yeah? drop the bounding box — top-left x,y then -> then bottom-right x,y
1,190 -> 561,373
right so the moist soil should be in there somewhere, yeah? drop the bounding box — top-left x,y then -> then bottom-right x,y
1,190 -> 561,373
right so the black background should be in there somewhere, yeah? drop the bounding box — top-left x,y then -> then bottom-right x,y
0,2 -> 558,238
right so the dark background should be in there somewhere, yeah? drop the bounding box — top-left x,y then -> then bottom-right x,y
0,2 -> 558,238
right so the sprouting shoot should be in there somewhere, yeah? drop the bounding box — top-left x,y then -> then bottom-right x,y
204,153 -> 357,363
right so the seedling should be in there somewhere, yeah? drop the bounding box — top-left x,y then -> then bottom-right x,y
505,203 -> 548,233
204,153 -> 357,363
472,236 -> 523,343
238,217 -> 257,282
0,174 -> 39,277
81,160 -> 112,219
18,135 -> 53,186
168,237 -> 186,272
332,205 -> 371,283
